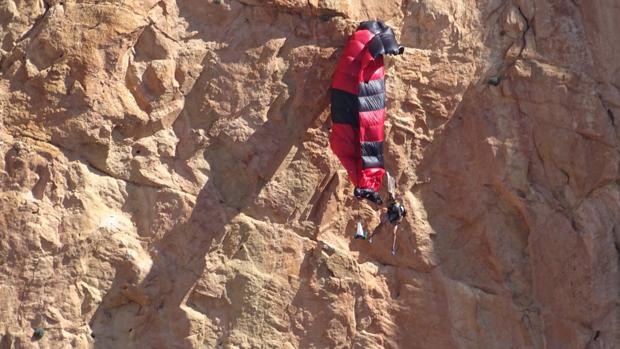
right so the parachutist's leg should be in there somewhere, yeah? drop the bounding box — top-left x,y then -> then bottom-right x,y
353,198 -> 367,239
391,224 -> 398,255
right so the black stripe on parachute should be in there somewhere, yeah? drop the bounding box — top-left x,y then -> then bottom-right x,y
330,89 -> 359,128
368,35 -> 385,59
359,79 -> 385,97
358,20 -> 385,34
359,93 -> 385,112
360,21 -> 403,58
380,28 -> 402,56
361,141 -> 384,168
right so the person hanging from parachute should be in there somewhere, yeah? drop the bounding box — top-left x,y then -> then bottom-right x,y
329,20 -> 407,254
367,172 -> 407,255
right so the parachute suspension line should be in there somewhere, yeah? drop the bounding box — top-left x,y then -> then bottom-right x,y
391,224 -> 398,256
387,171 -> 396,254
386,171 -> 406,256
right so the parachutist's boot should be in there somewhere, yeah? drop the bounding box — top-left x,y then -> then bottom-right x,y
354,188 -> 383,205
354,221 -> 367,240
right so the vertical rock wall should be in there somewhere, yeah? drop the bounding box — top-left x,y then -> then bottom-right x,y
1,0 -> 619,348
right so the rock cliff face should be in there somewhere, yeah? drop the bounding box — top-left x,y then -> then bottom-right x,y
1,0 -> 619,348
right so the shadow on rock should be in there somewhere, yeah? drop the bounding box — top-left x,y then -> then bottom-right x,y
89,10 -> 337,349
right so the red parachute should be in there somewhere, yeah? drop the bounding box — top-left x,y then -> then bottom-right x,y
330,20 -> 404,205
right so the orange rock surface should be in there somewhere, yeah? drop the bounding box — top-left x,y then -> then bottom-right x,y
1,0 -> 619,348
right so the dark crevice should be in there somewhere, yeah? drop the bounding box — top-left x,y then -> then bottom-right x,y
559,168 -> 570,185
318,11 -> 344,22
531,132 -> 547,175
469,283 -> 498,297
596,93 -> 616,127
433,190 -> 446,201
586,329 -> 601,347
491,5 -> 532,85
149,20 -> 180,43
573,179 -> 617,211
306,171 -> 338,224
570,218 -> 578,231
376,260 -> 397,268
515,6 -> 531,62
613,226 -> 620,261
575,129 -> 615,148
14,2 -> 51,44
485,2 -> 507,21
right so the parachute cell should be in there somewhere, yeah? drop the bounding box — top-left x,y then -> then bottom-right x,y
329,20 -> 403,203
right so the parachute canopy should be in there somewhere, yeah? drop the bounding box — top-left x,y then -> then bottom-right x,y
329,20 -> 403,204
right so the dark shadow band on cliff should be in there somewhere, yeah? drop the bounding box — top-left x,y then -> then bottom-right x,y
89,1 -> 346,347
89,90 -> 328,348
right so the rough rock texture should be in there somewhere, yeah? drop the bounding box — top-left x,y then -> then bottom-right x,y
1,0 -> 619,348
